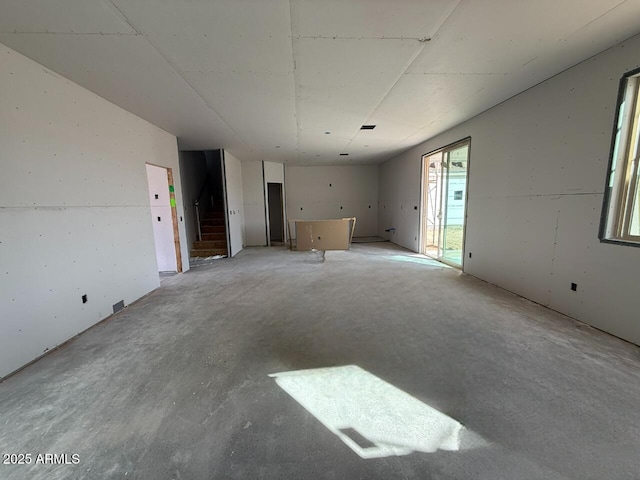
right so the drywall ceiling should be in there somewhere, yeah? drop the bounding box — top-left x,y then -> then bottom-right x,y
1,0 -> 640,165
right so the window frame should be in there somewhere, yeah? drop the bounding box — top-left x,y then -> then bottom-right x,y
599,67 -> 640,247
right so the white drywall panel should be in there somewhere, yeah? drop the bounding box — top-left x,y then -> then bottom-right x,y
112,0 -> 293,74
548,193 -> 640,343
0,0 -> 136,34
185,72 -> 297,160
373,73 -> 500,130
286,165 -> 378,237
295,37 -> 422,143
146,164 -> 177,272
223,151 -> 245,257
291,0 -> 457,39
378,34 -> 640,344
378,154 -> 422,249
242,161 -> 267,247
408,0 -> 627,75
0,45 -> 188,378
3,0 -> 640,163
463,195 -> 559,307
264,161 -> 285,184
0,206 -> 159,377
0,33 -> 239,151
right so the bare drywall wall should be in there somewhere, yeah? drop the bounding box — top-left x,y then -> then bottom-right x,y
241,161 -> 287,246
242,161 -> 267,246
0,44 -> 188,378
223,150 -> 245,256
378,34 -> 640,344
285,165 -> 378,237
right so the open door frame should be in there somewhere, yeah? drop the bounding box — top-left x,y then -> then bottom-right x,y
166,168 -> 183,273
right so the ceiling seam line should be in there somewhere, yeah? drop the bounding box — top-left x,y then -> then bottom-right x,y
105,1 -> 248,148
289,0 -> 300,162
342,0 -> 462,155
0,32 -> 140,35
426,0 -> 462,43
106,0 -> 141,34
404,72 -> 508,76
398,30 -> 640,151
341,41 -> 430,155
294,36 -> 430,41
565,0 -> 629,40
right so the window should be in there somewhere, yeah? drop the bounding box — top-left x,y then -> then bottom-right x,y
600,69 -> 640,245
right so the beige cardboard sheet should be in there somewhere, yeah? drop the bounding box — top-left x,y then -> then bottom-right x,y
294,218 -> 356,251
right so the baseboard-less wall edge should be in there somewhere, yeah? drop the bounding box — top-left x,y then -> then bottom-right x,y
387,238 -> 640,348
462,271 -> 640,349
0,287 -> 160,383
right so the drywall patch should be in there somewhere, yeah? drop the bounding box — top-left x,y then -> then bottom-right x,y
270,365 -> 468,459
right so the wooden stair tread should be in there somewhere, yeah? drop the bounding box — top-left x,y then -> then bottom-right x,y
194,207 -> 227,257
201,226 -> 225,233
193,240 -> 227,248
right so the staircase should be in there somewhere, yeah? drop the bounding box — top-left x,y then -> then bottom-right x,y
191,207 -> 228,257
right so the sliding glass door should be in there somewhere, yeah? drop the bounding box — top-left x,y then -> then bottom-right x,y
421,140 -> 470,267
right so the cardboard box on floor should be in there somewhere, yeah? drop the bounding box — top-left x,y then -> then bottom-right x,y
290,218 -> 356,251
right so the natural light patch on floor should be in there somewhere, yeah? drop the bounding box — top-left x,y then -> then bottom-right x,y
387,255 -> 449,267
269,365 -> 465,459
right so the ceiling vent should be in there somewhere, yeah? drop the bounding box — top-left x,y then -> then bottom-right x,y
360,125 -> 376,130
339,153 -> 349,156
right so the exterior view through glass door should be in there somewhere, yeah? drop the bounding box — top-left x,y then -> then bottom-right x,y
420,139 -> 470,267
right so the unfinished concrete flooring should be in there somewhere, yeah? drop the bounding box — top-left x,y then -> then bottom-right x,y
1,243 -> 639,479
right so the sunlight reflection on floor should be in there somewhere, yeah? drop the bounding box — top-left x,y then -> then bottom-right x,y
270,365 -> 468,459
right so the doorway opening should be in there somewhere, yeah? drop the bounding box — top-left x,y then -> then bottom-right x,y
145,164 -> 182,274
420,139 -> 470,268
267,182 -> 285,244
179,150 -> 229,264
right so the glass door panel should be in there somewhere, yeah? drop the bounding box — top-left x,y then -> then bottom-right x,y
441,144 -> 468,267
421,152 -> 443,258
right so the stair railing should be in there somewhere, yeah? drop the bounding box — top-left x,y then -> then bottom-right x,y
194,174 -> 210,242
194,200 -> 202,242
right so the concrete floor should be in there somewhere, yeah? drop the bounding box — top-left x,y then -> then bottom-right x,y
1,243 -> 640,479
